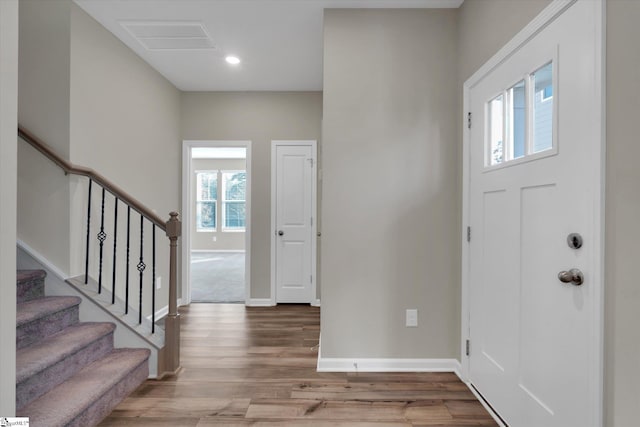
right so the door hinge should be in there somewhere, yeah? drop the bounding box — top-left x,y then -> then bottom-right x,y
467,226 -> 471,242
466,339 -> 471,356
468,112 -> 472,129
310,275 -> 313,284
308,158 -> 314,167
311,217 -> 313,226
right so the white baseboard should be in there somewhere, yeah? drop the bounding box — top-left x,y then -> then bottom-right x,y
17,239 -> 69,280
190,249 -> 246,253
148,299 -> 183,321
245,298 -> 275,307
311,299 -> 321,307
317,357 -> 462,374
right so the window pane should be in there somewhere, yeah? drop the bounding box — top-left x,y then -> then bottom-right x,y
489,94 -> 504,166
222,171 -> 246,229
197,201 -> 216,230
532,62 -> 553,153
224,201 -> 246,229
197,172 -> 217,201
223,172 -> 246,201
508,80 -> 526,159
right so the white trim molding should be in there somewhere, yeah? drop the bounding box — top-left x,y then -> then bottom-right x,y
311,299 -> 321,307
17,238 -> 69,280
317,357 -> 461,375
245,298 -> 276,307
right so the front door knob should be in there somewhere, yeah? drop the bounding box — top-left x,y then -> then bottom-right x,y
558,268 -> 584,286
278,230 -> 284,236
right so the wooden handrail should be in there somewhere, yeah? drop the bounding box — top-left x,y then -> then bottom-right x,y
18,124 -> 181,376
18,125 -> 167,231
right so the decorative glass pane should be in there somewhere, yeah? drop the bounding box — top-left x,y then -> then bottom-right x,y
532,62 -> 553,153
196,201 -> 216,230
489,94 -> 504,166
508,80 -> 526,159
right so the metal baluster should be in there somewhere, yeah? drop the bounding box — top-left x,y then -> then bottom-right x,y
97,187 -> 107,293
84,179 -> 92,284
152,224 -> 156,334
125,206 -> 131,314
112,198 -> 118,305
137,216 -> 146,324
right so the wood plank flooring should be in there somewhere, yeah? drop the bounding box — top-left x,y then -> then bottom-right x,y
99,304 -> 498,426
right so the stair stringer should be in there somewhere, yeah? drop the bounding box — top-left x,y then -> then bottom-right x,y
17,241 -> 166,378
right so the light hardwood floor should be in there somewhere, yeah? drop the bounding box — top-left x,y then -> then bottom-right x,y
99,304 -> 498,426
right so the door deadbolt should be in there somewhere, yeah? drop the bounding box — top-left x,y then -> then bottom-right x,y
567,233 -> 583,249
558,268 -> 584,286
278,230 -> 284,236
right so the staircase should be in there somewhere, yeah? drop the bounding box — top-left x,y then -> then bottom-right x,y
15,269 -> 150,427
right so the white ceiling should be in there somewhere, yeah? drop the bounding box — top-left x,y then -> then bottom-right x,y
73,0 -> 464,92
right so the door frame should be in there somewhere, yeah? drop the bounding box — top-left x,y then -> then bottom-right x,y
460,0 -> 605,424
270,140 -> 318,305
181,140 -> 252,305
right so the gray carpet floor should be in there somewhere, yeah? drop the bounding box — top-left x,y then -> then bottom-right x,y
190,252 -> 245,303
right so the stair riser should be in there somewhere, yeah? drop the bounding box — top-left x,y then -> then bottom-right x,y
67,359 -> 149,427
17,305 -> 79,349
16,331 -> 115,410
17,277 -> 45,304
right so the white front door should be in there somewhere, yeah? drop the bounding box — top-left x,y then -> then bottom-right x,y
466,2 -> 603,426
272,141 -> 316,303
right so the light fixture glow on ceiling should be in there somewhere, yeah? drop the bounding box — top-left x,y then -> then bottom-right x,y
225,55 -> 241,65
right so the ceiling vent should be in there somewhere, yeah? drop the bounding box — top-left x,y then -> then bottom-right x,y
120,21 -> 216,50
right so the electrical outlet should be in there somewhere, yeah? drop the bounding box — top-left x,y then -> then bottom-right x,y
406,309 -> 418,327
156,277 -> 162,290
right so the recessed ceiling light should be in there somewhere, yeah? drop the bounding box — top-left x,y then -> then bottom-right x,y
225,56 -> 241,65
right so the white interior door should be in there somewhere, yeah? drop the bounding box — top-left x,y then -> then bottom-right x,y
272,142 -> 316,303
466,2 -> 603,426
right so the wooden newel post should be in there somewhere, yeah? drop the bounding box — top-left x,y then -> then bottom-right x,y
164,211 -> 181,374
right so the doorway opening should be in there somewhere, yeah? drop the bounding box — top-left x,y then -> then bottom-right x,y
182,141 -> 251,305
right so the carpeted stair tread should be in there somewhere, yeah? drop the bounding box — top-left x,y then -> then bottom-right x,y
16,269 -> 46,303
16,322 -> 117,409
17,296 -> 81,327
18,348 -> 150,427
17,269 -> 46,283
17,322 -> 116,382
16,296 -> 81,349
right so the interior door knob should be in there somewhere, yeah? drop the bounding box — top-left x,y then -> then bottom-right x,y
278,230 -> 284,236
558,268 -> 584,286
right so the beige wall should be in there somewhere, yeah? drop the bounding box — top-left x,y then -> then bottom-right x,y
69,3 -> 180,222
18,0 -> 72,273
17,1 -> 181,315
181,92 -> 322,300
191,158 -> 246,251
605,2 -> 640,425
321,9 -> 459,358
457,0 -> 552,83
0,0 -> 18,415
68,4 -> 181,311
